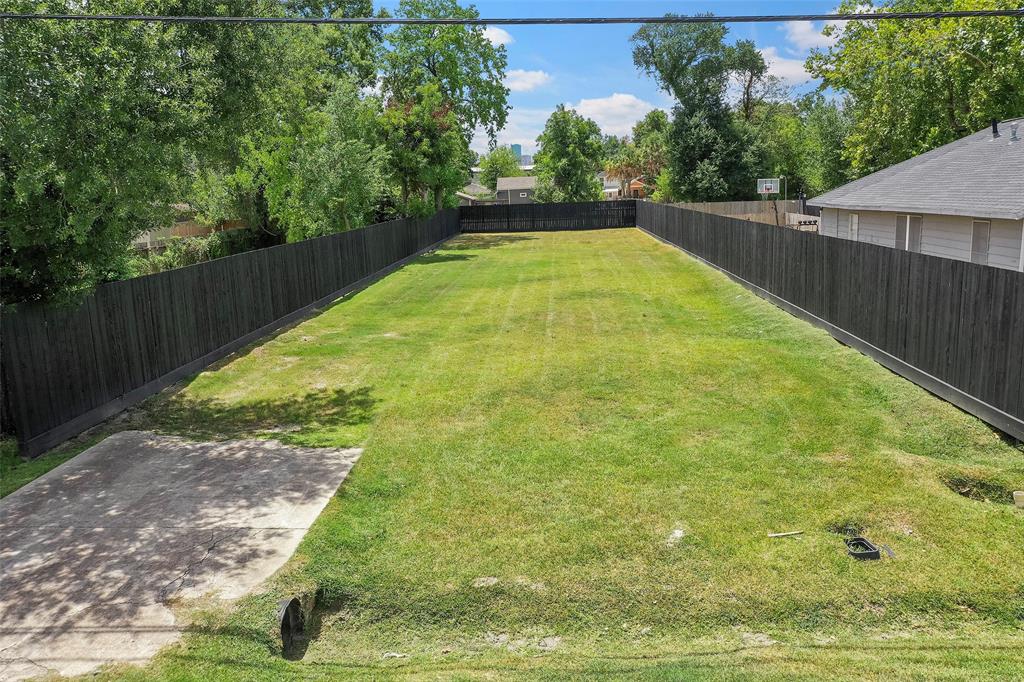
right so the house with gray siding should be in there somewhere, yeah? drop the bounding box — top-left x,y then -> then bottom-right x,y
496,176 -> 537,204
810,118 -> 1024,271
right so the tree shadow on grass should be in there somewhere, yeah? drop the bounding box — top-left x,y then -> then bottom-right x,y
144,387 -> 377,442
413,252 -> 477,265
445,234 -> 538,250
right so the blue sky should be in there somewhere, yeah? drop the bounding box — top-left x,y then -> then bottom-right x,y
381,0 -> 843,153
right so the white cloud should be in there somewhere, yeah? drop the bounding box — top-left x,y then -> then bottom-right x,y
482,26 -> 513,46
504,69 -> 552,92
782,4 -> 872,52
759,47 -> 812,87
471,93 -> 663,155
471,107 -> 550,154
570,93 -> 660,138
781,21 -> 838,51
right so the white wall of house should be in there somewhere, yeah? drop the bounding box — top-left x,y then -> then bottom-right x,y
818,208 -> 1024,271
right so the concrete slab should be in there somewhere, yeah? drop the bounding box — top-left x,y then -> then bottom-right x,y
0,431 -> 361,680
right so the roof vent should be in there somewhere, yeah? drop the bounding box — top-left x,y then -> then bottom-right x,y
991,119 -> 1000,138
1011,122 -> 1020,141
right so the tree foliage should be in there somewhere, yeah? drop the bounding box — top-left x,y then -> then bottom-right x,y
383,0 -> 510,141
534,106 -> 604,203
808,0 -> 1024,175
631,18 -> 773,202
754,95 -> 854,197
381,83 -> 470,215
264,78 -> 389,241
632,110 -> 670,146
631,18 -> 731,115
0,0 -> 278,304
729,39 -> 784,122
478,147 -> 522,192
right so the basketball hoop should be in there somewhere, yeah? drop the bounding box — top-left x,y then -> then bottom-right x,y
757,178 -> 780,195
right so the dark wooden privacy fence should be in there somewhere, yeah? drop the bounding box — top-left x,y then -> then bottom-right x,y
2,210 -> 459,456
636,201 -> 1024,440
460,199 -> 635,232
5,199 -> 1022,455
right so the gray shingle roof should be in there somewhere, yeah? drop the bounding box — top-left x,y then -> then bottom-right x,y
496,175 -> 537,191
809,118 -> 1024,220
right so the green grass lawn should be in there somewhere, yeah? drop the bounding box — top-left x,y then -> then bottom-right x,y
16,228 -> 1024,679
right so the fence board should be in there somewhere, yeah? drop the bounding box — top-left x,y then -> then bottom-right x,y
636,201 -> 1024,440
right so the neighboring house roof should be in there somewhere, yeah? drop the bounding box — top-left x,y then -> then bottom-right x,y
462,181 -> 489,196
496,176 -> 537,191
810,118 -> 1024,220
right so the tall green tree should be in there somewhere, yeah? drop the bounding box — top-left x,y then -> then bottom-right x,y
667,110 -> 763,201
264,77 -> 389,241
600,135 -> 628,162
728,39 -> 783,121
797,95 -> 854,195
479,147 -> 522,192
631,18 -> 765,201
383,0 -> 510,141
631,110 -> 670,191
188,0 -> 386,237
631,18 -> 730,115
533,106 -> 604,203
632,110 -> 671,146
0,0 -> 277,304
808,0 -> 1024,175
381,83 -> 470,214
282,0 -> 383,88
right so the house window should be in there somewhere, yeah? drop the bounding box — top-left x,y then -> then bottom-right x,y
971,220 -> 991,266
895,214 -> 922,252
849,213 -> 859,241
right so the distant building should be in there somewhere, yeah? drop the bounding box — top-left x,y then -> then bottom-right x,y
496,176 -> 537,204
133,204 -> 246,251
510,144 -> 522,161
458,181 -> 501,206
811,118 -> 1024,270
462,181 -> 489,197
599,171 -> 622,200
627,178 -> 647,199
520,154 -> 533,165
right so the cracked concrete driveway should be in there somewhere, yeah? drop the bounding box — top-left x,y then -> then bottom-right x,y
0,431 -> 361,680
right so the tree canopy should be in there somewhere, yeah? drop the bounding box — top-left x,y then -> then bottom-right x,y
808,0 -> 1024,176
382,0 -> 510,141
631,18 -> 771,202
479,147 -> 523,192
534,106 -> 604,203
382,83 -> 470,214
0,0 -> 278,304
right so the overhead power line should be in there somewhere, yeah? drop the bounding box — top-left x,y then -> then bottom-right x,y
0,9 -> 1022,26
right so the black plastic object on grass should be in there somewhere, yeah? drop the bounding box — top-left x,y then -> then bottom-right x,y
278,597 -> 305,657
845,536 -> 881,560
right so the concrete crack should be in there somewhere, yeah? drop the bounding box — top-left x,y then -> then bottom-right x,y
158,528 -> 246,602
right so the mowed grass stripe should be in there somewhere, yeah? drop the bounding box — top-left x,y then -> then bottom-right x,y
102,228 -> 1022,680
